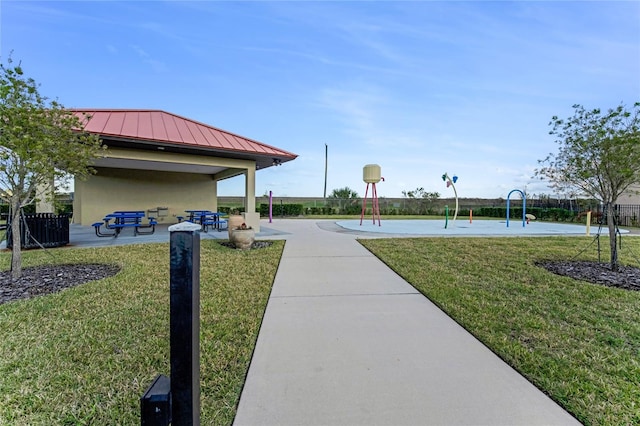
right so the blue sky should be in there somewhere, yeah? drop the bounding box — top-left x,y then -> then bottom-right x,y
2,1 -> 639,199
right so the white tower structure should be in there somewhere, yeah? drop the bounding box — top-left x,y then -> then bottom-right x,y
360,164 -> 383,226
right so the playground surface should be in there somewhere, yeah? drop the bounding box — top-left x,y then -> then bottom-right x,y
4,218 -> 632,252
336,218 -> 629,236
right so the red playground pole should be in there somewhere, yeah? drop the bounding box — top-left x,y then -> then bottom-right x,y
372,183 -> 381,226
360,182 -> 381,226
360,183 -> 370,225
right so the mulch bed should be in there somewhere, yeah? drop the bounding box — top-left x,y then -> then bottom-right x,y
536,260 -> 640,291
0,264 -> 120,305
218,241 -> 273,250
0,241 -> 274,305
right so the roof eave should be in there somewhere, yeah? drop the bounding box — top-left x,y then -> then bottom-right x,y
98,135 -> 296,169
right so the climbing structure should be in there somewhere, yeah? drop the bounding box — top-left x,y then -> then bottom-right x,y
442,172 -> 459,228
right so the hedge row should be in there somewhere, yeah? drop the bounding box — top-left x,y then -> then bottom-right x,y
0,204 -> 36,214
259,203 -> 304,217
217,206 -> 246,214
222,203 -> 581,221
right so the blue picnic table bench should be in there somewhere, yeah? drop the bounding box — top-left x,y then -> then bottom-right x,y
92,211 -> 157,237
182,210 -> 228,233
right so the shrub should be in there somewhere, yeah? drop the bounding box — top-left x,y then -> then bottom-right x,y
259,203 -> 303,217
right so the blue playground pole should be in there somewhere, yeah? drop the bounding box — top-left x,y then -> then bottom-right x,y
506,189 -> 527,227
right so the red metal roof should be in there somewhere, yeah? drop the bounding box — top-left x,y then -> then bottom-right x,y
71,109 -> 297,160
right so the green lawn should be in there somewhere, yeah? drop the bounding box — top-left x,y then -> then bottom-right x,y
360,236 -> 640,426
1,234 -> 639,425
0,240 -> 283,425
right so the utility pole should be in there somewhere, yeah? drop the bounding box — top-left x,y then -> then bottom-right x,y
323,143 -> 328,202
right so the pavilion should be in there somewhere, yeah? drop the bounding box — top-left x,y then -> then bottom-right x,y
68,109 -> 297,231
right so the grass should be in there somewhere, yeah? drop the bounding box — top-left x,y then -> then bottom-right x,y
2,230 -> 640,424
0,239 -> 283,425
359,236 -> 640,426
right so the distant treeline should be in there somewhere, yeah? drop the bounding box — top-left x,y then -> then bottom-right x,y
217,196 -> 602,218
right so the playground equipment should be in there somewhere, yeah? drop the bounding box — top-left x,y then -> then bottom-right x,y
442,173 -> 459,228
506,189 -> 527,227
444,205 -> 449,229
360,164 -> 384,226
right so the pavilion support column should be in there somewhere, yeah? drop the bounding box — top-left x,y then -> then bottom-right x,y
243,166 -> 260,232
211,179 -> 219,213
35,178 -> 55,214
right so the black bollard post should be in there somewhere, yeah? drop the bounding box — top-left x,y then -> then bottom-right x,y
140,374 -> 171,425
169,222 -> 202,425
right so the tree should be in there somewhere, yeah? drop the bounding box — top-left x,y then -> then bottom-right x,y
401,187 -> 440,214
0,56 -> 104,280
329,187 -> 359,199
535,102 -> 640,271
401,187 -> 440,202
327,187 -> 359,214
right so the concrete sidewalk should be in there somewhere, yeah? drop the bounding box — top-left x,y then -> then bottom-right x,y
233,219 -> 581,425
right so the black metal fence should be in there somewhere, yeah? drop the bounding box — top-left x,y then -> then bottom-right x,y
613,204 -> 640,227
6,213 -> 70,249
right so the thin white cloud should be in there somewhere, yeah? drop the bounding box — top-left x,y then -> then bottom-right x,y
129,45 -> 167,73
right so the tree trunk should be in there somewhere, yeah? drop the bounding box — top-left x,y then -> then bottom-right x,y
606,202 -> 618,272
10,200 -> 22,282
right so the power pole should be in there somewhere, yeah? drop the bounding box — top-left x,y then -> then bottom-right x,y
323,143 -> 328,202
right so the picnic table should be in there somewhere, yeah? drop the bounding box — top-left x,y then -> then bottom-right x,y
183,210 -> 228,232
92,211 -> 157,237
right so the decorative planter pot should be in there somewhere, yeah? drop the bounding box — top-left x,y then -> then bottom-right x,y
231,228 -> 255,250
228,215 -> 244,239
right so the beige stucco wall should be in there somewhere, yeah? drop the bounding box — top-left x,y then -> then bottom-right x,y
74,168 -> 218,226
71,145 -> 262,229
620,184 -> 640,204
35,181 -> 55,213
